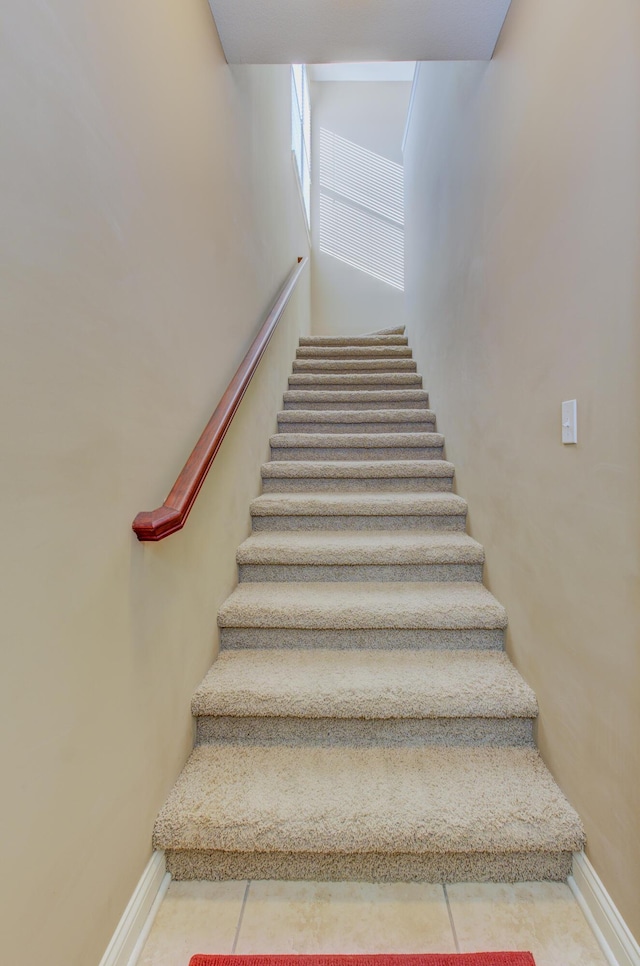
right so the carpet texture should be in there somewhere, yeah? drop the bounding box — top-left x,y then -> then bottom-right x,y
259,461 -> 455,495
250,492 -> 467,517
292,358 -> 418,371
297,345 -> 413,357
153,746 -> 584,855
277,409 -> 436,422
235,531 -> 484,565
278,409 -> 436,427
191,650 -> 536,720
282,390 -> 430,409
270,432 -> 444,449
299,334 -> 408,346
153,325 -> 584,881
216,581 -> 508,631
260,461 -> 453,480
278,423 -> 437,438
189,953 -> 536,965
288,373 -> 423,387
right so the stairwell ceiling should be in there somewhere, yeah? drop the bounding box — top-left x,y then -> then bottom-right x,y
207,0 -> 512,64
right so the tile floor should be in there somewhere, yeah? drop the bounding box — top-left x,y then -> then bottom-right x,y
137,879 -> 608,966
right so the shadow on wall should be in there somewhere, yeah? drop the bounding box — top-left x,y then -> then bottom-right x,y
319,128 -> 404,291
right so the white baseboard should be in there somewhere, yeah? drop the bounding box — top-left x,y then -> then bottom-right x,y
99,851 -> 171,966
569,852 -> 640,966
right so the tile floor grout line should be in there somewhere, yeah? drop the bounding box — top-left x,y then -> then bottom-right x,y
442,883 -> 460,953
232,880 -> 251,953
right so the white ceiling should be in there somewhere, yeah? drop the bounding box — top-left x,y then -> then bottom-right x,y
309,63 -> 416,83
207,0 -> 512,64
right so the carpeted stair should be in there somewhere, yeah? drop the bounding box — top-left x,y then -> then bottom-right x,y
154,326 -> 584,882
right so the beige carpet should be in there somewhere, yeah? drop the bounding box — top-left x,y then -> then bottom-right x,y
154,326 -> 584,881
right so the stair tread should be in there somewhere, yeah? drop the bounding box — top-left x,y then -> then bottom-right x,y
293,359 -> 418,372
251,491 -> 467,516
277,409 -> 435,424
217,581 -> 507,630
270,432 -> 444,448
237,530 -> 484,565
283,390 -> 429,402
299,336 -> 408,347
288,373 -> 422,386
153,743 -> 584,855
297,346 -> 413,358
261,460 -> 454,479
192,649 -> 536,719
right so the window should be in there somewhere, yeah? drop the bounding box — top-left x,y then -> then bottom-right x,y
318,129 -> 404,290
291,64 -> 311,226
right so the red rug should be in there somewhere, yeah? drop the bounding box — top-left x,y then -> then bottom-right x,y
189,955 -> 535,966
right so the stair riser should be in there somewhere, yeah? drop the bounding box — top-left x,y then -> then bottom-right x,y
283,400 -> 430,411
261,477 -> 453,492
293,360 -> 418,373
220,627 -> 504,649
296,347 -> 413,359
277,421 -> 435,434
238,563 -> 483,582
288,377 -> 423,389
196,716 -> 534,747
284,391 -> 429,406
251,514 -> 467,532
165,849 -> 573,883
271,446 -> 445,461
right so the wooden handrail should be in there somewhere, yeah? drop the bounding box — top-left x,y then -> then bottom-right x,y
132,256 -> 308,541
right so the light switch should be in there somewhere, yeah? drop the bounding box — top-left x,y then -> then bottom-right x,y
562,399 -> 577,444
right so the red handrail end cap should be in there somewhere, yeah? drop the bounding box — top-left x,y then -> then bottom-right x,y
132,506 -> 183,542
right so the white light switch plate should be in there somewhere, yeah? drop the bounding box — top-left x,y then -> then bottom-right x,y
562,399 -> 577,444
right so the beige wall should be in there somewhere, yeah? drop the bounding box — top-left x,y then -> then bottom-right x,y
0,2 -> 309,964
404,0 -> 640,938
311,81 -> 411,335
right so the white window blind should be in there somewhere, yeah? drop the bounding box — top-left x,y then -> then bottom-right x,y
319,128 -> 404,290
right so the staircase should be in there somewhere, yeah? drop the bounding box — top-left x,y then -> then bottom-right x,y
153,326 -> 584,882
